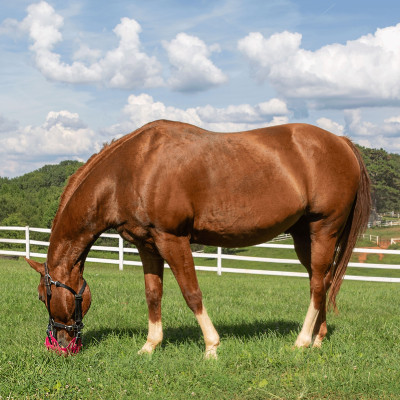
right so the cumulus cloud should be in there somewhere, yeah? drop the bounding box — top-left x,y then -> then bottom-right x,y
344,109 -> 400,152
110,93 -> 289,133
5,1 -> 163,88
238,24 -> 400,108
2,2 -> 230,92
0,110 -> 96,157
316,117 -> 344,135
163,33 -> 228,92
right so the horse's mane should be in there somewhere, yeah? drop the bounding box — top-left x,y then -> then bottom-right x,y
51,121 -> 160,232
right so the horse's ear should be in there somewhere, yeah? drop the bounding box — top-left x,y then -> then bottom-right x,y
25,258 -> 45,275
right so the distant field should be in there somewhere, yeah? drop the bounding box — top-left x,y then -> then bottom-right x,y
1,258 -> 400,399
365,225 -> 400,241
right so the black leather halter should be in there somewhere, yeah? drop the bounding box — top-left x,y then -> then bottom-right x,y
44,262 -> 87,342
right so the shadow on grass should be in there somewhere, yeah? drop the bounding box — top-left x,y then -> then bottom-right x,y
83,319 -> 335,349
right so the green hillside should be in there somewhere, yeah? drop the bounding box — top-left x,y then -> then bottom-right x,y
0,160 -> 82,228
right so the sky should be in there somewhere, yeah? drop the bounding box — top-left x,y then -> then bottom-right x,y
0,0 -> 400,177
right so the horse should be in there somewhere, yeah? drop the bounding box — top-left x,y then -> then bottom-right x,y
26,120 -> 371,358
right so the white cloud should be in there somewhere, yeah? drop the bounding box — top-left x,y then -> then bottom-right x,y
111,93 -> 289,133
384,115 -> 400,126
316,117 -> 344,135
72,44 -> 102,63
0,110 -> 96,157
6,1 -> 163,89
163,33 -> 228,92
238,24 -> 400,108
344,109 -> 400,152
2,2 -> 231,92
344,110 -> 377,137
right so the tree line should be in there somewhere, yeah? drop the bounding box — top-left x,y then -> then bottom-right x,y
0,145 -> 399,228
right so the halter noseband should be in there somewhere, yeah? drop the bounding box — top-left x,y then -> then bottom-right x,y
44,262 -> 87,342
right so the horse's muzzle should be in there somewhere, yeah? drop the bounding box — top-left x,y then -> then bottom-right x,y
45,331 -> 82,355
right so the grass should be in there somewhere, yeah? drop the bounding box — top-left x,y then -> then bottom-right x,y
1,258 -> 400,399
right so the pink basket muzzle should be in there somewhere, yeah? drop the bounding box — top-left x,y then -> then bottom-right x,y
45,332 -> 82,355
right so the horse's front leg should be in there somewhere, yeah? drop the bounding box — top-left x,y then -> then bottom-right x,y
137,246 -> 164,354
154,231 -> 220,359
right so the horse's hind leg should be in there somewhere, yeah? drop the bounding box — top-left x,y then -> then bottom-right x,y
137,245 -> 165,354
292,221 -> 337,348
153,232 -> 220,358
312,269 -> 333,348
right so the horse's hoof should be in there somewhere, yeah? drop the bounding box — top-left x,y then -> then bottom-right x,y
138,342 -> 155,355
204,344 -> 219,359
294,335 -> 312,348
312,338 -> 323,348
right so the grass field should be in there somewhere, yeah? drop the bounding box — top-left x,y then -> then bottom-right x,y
1,258 -> 400,399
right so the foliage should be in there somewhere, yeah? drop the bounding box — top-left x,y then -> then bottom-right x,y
356,145 -> 400,213
0,161 -> 82,228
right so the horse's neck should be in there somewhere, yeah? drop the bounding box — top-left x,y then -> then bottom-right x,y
47,190 -> 113,271
48,225 -> 99,272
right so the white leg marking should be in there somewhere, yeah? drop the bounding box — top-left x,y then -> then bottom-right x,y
196,307 -> 220,359
138,320 -> 163,354
295,295 -> 320,348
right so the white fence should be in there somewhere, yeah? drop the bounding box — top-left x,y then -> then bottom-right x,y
1,226 -> 400,283
362,234 -> 380,245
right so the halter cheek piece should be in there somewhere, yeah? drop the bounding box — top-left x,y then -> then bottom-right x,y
44,262 -> 87,342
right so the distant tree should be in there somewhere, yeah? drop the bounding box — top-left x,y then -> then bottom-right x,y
0,161 -> 82,227
356,146 -> 400,213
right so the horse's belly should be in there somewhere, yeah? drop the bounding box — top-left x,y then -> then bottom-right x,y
191,202 -> 303,247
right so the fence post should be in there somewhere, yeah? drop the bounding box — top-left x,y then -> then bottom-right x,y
119,236 -> 124,271
217,247 -> 222,276
25,226 -> 30,259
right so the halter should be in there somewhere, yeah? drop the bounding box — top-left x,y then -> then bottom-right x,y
44,262 -> 87,343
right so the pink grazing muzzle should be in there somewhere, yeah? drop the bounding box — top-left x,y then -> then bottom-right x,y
45,331 -> 82,355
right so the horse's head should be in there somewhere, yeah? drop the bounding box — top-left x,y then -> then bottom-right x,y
26,258 -> 91,354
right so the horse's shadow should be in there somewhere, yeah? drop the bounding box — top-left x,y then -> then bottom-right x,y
83,319 -> 336,349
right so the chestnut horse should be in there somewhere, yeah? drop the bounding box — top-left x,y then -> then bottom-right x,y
27,120 -> 371,358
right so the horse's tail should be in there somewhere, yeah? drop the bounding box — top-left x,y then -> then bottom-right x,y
328,138 -> 371,310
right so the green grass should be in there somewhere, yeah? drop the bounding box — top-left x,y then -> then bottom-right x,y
2,258 -> 400,399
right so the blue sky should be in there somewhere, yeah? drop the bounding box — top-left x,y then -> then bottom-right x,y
1,0 -> 400,177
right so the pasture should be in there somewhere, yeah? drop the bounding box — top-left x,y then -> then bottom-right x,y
1,258 -> 400,399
